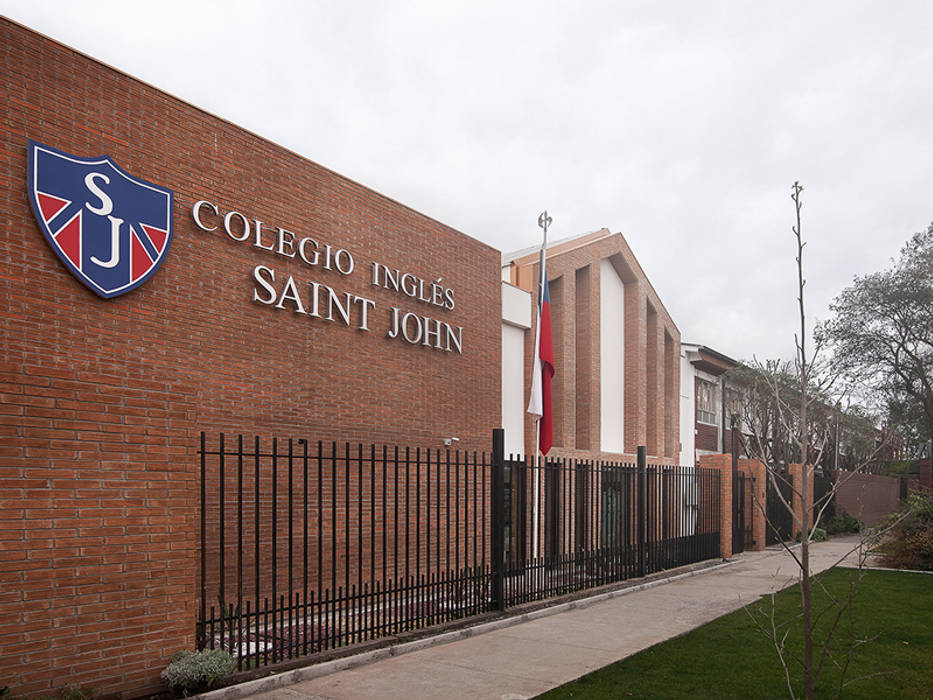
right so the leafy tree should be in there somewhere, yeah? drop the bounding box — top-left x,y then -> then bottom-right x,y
821,224 -> 933,452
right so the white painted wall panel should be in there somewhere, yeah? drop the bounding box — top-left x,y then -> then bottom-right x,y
600,259 -> 624,453
679,349 -> 696,466
501,282 -> 532,329
501,324 -> 527,456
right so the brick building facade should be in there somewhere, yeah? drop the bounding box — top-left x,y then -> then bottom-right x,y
1,19 -> 499,696
679,343 -> 740,467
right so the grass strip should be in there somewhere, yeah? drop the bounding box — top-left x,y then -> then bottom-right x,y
536,569 -> 932,699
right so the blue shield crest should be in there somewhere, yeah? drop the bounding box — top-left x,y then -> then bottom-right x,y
26,141 -> 174,298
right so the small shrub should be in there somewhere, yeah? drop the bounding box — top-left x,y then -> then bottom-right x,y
824,509 -> 861,535
161,649 -> 236,695
810,527 -> 827,542
877,490 -> 933,571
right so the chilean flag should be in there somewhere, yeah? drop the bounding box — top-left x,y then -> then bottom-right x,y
527,245 -> 554,454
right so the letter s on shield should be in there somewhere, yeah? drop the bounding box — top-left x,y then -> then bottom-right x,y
26,141 -> 174,298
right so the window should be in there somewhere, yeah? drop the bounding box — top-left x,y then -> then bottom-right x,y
696,379 -> 718,425
724,387 -> 743,426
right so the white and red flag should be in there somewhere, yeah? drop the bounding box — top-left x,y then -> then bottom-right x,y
527,234 -> 554,454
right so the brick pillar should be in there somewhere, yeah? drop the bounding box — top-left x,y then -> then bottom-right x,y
739,458 -> 767,551
699,454 -> 733,558
788,463 -> 815,538
918,458 -> 931,490
624,279 -> 646,452
645,305 -> 659,456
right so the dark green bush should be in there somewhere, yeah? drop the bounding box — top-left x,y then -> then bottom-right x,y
823,509 -> 861,535
877,490 -> 933,571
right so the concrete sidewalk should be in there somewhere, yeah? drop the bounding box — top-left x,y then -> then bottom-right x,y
215,537 -> 862,700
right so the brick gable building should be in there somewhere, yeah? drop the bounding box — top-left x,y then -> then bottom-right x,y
502,229 -> 681,462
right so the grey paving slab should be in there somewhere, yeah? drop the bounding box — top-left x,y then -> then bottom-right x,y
290,657 -> 552,700
229,537 -> 860,700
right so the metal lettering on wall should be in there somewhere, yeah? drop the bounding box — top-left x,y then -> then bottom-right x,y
192,200 -> 463,354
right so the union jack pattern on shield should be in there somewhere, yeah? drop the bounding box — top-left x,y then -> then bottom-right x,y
26,141 -> 173,298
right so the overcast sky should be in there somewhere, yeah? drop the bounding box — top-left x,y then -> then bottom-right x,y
5,1 -> 932,363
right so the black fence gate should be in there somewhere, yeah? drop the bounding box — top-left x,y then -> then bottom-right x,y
765,471 -> 795,545
733,473 -> 746,554
197,431 -> 721,671
814,471 -> 835,524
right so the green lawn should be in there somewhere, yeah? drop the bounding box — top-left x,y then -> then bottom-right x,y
536,569 -> 932,699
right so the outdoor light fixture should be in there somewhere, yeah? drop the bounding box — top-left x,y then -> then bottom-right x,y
443,437 -> 460,446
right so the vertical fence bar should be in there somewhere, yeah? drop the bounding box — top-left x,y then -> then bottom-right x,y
427,449 -> 432,585
405,447 -> 410,588
236,435 -> 244,668
287,439 -> 294,658
218,434 -> 226,647
416,447 -> 422,593
302,439 -> 309,656
357,444 -> 364,609
491,429 -> 505,611
637,446 -> 646,578
382,446 -> 388,595
253,436 -> 260,661
446,449 -> 451,575
371,445 -> 377,612
199,432 -> 206,648
270,437 -> 278,662
331,442 -> 337,616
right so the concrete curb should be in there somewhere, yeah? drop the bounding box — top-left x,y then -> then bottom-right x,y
195,558 -> 740,700
838,564 -> 933,574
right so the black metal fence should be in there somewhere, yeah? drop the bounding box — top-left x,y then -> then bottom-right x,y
197,431 -> 721,670
765,471 -> 795,545
499,447 -> 720,606
814,471 -> 835,522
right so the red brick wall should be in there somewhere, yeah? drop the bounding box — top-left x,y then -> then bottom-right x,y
918,459 -> 931,489
698,454 -> 732,558
695,422 -> 719,453
699,454 -> 767,556
1,19 -> 500,697
833,471 -> 902,526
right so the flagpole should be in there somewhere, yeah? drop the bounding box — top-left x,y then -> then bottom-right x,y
531,210 -> 551,562
533,417 -> 540,561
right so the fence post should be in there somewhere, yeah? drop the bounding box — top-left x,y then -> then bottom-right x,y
731,416 -> 740,554
637,445 -> 646,578
491,428 -> 505,611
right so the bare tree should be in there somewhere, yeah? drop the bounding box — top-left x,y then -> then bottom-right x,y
735,183 -> 905,699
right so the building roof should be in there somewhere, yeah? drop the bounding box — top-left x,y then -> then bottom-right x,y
501,229 -> 605,265
682,342 -> 741,375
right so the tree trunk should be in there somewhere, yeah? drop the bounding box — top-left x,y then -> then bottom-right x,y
793,181 -> 814,700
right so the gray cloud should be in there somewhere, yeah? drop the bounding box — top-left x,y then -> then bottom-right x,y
5,0 -> 932,362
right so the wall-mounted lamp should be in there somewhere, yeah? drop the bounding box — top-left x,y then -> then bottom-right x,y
443,437 -> 460,447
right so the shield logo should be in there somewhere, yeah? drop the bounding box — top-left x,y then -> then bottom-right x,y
26,140 -> 173,298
